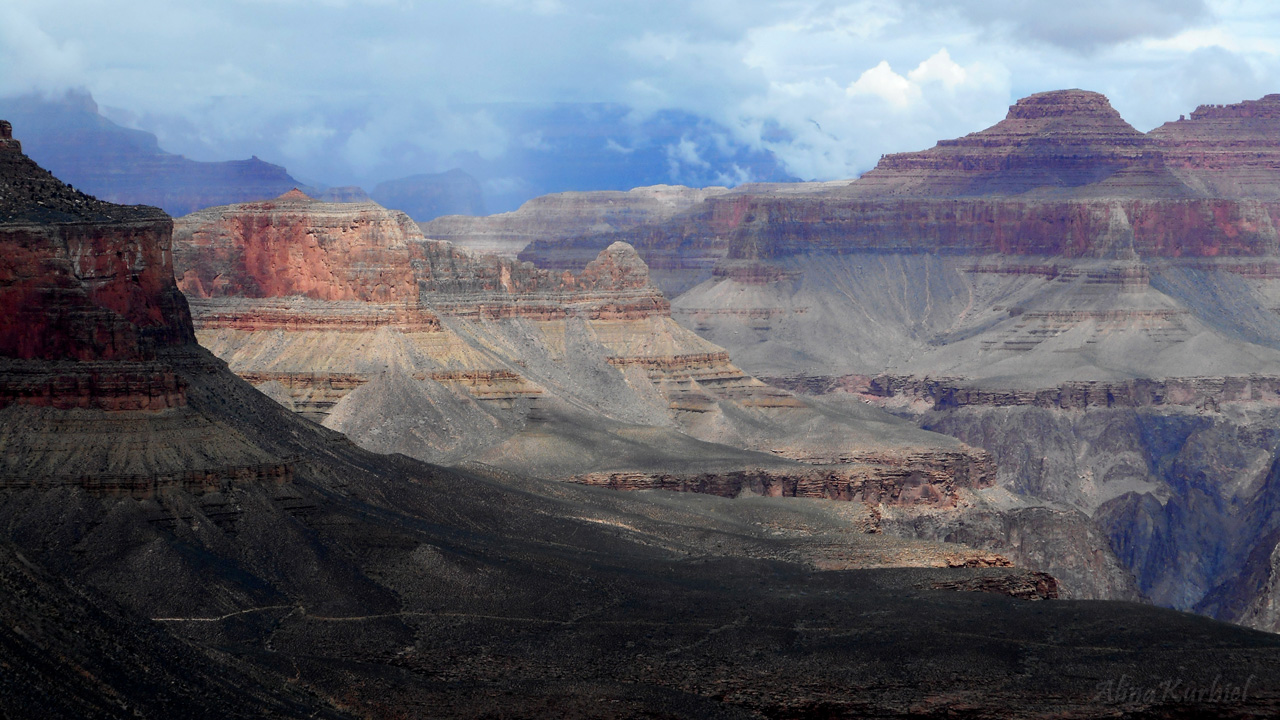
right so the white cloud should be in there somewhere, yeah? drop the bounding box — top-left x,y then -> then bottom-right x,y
909,48 -> 968,89
5,0 -> 1280,191
847,61 -> 920,108
0,7 -> 83,95
605,139 -> 637,154
281,122 -> 337,160
667,135 -> 712,181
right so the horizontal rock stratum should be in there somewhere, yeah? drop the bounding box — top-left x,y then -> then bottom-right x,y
517,90 -> 1280,290
173,190 -> 998,515
491,89 -> 1280,630
0,120 -> 296,495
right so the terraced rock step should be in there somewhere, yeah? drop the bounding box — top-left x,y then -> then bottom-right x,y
174,192 -> 993,513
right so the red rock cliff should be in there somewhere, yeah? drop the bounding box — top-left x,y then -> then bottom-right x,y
853,90 -> 1161,197
174,190 -> 420,302
0,120 -> 302,496
0,121 -> 193,363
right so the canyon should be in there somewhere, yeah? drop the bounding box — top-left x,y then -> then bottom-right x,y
178,186 -> 1152,601
12,117 -> 1278,718
173,192 -> 1013,518
406,90 -> 1280,632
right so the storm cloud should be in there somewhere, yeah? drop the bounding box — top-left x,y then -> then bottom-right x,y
2,0 -> 1278,206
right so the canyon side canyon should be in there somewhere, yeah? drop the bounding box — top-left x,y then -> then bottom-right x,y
13,115 -> 1280,718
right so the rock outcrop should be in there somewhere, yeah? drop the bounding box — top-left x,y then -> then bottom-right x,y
853,90 -> 1161,197
423,184 -> 729,269
0,118 -> 193,416
1151,94 -> 1280,198
0,121 -> 295,495
176,189 -> 420,302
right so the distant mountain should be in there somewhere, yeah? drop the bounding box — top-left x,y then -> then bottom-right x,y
312,185 -> 372,203
0,90 -> 304,216
370,168 -> 485,221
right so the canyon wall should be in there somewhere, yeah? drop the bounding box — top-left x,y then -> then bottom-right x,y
424,184 -> 729,281
0,121 -> 291,495
518,91 -> 1280,297
172,191 -> 1022,564
487,90 -> 1280,623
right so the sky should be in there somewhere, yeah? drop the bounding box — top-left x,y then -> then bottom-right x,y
3,0 -> 1280,206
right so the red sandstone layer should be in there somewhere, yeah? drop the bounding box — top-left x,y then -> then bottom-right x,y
175,194 -> 672,325
0,120 -> 298,495
1,121 -> 195,410
175,190 -> 420,302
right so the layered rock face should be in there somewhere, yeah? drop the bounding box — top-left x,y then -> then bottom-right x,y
423,184 -> 729,271
12,119 -> 1280,720
0,121 -> 295,494
174,191 -> 1000,529
1151,94 -> 1280,198
853,90 -> 1160,197
0,119 -> 191,418
486,90 -> 1280,619
0,121 -> 192,364
518,90 -> 1280,294
176,189 -> 420,302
